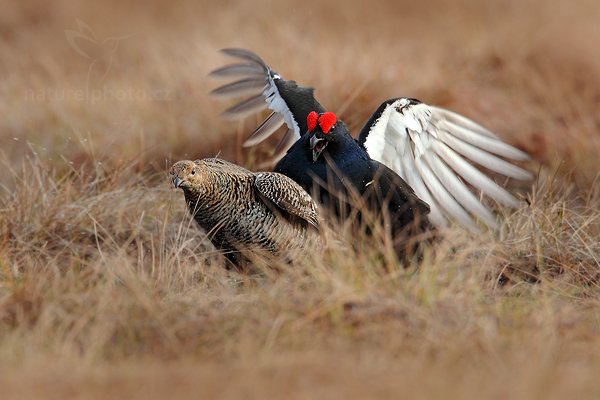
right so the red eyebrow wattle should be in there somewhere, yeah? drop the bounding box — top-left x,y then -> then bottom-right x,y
307,111 -> 318,132
319,112 -> 336,134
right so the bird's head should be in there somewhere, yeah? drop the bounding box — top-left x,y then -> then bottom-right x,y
169,160 -> 202,190
307,111 -> 338,162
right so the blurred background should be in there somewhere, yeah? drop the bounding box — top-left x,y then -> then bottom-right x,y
1,2 -> 600,398
2,0 -> 599,189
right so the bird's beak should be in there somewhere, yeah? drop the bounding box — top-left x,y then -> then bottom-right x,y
172,176 -> 182,188
310,136 -> 328,162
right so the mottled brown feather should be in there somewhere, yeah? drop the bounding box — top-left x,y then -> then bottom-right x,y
254,172 -> 319,229
169,158 -> 319,266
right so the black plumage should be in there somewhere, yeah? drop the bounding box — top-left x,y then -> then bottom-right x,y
210,49 -> 532,233
274,112 -> 433,256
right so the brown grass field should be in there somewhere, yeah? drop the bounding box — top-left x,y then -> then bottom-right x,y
1,0 -> 599,398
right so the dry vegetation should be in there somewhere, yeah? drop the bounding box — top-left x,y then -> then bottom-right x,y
1,0 -> 599,398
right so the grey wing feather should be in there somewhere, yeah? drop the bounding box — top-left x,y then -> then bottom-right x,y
210,48 -> 300,156
244,112 -> 286,147
254,172 -> 319,229
209,78 -> 267,99
222,93 -> 268,119
220,48 -> 269,66
209,63 -> 266,78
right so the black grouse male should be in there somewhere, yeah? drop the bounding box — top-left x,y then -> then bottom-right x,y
210,49 -> 532,232
275,110 -> 432,250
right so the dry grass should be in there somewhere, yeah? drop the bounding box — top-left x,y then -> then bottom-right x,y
1,0 -> 599,398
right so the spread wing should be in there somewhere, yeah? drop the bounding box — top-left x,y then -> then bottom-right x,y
254,172 -> 320,229
210,48 -> 325,160
359,98 -> 532,232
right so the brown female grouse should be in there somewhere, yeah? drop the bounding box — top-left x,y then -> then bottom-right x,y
169,158 -> 319,266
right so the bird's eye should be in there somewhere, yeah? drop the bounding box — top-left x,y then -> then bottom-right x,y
190,170 -> 196,176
